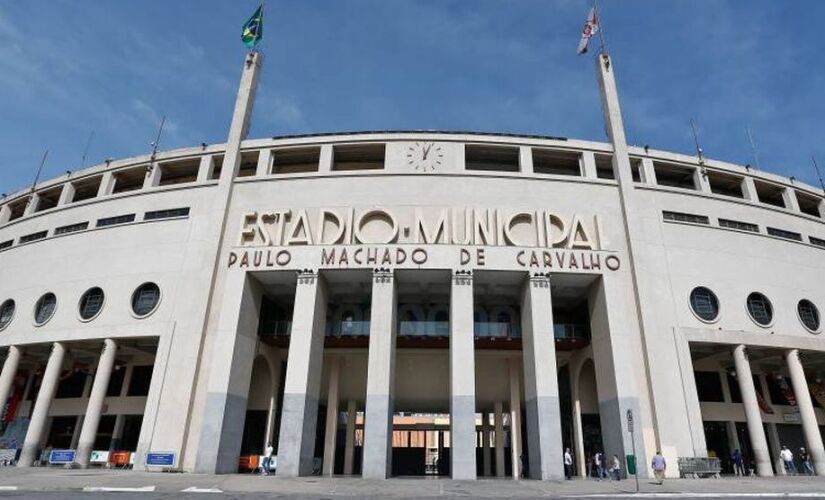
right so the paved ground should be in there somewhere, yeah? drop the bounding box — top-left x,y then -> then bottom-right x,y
0,468 -> 824,498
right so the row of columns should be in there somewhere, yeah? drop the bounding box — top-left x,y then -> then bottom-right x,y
274,269 -> 564,479
732,344 -> 825,476
0,339 -> 120,467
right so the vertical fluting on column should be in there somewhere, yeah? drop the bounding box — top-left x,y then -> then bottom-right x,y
76,339 -> 118,467
786,349 -> 825,475
732,345 -> 773,477
450,270 -> 476,480
322,356 -> 341,476
19,342 -> 66,467
362,269 -> 397,479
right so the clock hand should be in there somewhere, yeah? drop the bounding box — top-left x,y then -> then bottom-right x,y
423,143 -> 432,160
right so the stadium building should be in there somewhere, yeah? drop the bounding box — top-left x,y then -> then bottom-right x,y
0,52 -> 824,480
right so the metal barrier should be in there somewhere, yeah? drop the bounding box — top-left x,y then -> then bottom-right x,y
678,457 -> 722,478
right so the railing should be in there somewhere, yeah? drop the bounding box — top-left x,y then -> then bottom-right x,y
398,321 -> 450,336
554,323 -> 590,341
326,320 -> 371,337
259,320 -> 292,338
474,322 -> 520,338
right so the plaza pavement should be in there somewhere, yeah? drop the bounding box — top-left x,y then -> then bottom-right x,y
0,468 -> 824,497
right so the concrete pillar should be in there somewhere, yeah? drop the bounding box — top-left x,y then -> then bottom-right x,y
732,345 -> 772,476
144,163 -> 161,188
0,204 -> 11,224
570,358 -> 587,478
194,271 -> 264,473
23,194 -> 39,216
581,151 -> 597,179
261,348 -> 281,450
343,399 -> 357,475
481,412 -> 491,477
694,167 -> 712,193
196,155 -> 213,182
362,269 -> 397,479
782,187 -> 801,212
639,158 -> 657,184
77,339 -> 117,467
520,275 -> 564,480
766,422 -> 784,476
0,346 -> 22,413
322,357 -> 341,476
97,172 -> 115,197
519,147 -> 534,174
70,416 -> 84,449
450,270 -> 476,480
817,198 -> 825,219
57,183 -> 75,206
786,349 -> 825,475
276,271 -> 328,477
741,177 -> 759,202
255,149 -> 272,177
319,145 -> 333,172
19,342 -> 65,467
110,414 -> 125,450
494,401 -> 505,478
509,358 -> 522,480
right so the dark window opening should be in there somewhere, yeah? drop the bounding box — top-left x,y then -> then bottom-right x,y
465,145 -> 519,172
746,292 -> 773,326
7,198 -> 29,221
766,376 -> 790,406
144,207 -> 190,221
106,366 -> 126,397
718,218 -> 759,233
694,371 -> 725,402
690,287 -> 719,321
798,300 -> 820,332
663,211 -> 710,225
79,287 -> 105,320
654,162 -> 697,190
767,227 -> 802,241
34,187 -> 62,212
271,147 -> 321,174
238,152 -> 259,177
0,240 -> 12,250
707,171 -> 745,198
630,158 -> 642,182
54,221 -> 89,235
333,144 -> 386,171
157,159 -> 199,186
112,167 -> 148,194
34,292 -> 56,325
19,231 -> 47,244
208,156 -> 224,180
97,213 -> 136,227
127,365 -> 154,396
797,192 -> 822,218
93,415 -> 117,450
810,236 -> 825,248
532,149 -> 581,176
595,154 -> 615,179
71,177 -> 102,203
131,282 -> 161,317
56,370 -> 88,399
754,181 -> 786,208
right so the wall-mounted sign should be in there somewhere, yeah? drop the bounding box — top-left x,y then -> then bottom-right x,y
89,450 -> 109,464
48,449 -> 76,465
145,451 -> 176,467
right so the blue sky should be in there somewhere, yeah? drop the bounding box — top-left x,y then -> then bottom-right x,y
1,1 -> 824,195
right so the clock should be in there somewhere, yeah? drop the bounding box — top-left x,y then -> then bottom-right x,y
406,142 -> 443,171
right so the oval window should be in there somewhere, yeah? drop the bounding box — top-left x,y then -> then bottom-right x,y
798,299 -> 821,333
79,287 -> 105,321
689,287 -> 720,322
746,292 -> 773,327
34,293 -> 57,326
131,283 -> 161,318
0,300 -> 15,331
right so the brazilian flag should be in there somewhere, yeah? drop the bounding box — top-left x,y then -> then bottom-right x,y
242,5 -> 264,49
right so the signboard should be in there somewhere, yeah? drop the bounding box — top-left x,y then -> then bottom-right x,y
89,450 -> 109,464
783,412 -> 801,423
626,409 -> 634,433
145,451 -> 176,467
48,449 -> 76,465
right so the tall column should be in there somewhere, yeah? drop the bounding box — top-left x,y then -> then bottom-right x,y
343,399 -> 357,475
481,412 -> 491,477
322,357 -> 341,476
19,342 -> 65,467
732,345 -> 772,476
0,346 -> 22,413
76,339 -> 117,467
494,401 -> 505,478
520,275 -> 564,480
509,358 -> 522,480
362,269 -> 397,479
766,422 -> 785,476
261,347 -> 281,450
450,271 -> 476,480
277,271 -> 328,477
786,349 -> 825,475
570,359 -> 586,478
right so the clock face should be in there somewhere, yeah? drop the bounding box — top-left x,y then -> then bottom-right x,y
406,142 -> 443,171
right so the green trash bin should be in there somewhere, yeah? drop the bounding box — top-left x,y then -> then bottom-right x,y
626,455 -> 637,475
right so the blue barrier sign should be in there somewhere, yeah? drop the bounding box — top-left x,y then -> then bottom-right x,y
145,452 -> 176,467
49,449 -> 76,464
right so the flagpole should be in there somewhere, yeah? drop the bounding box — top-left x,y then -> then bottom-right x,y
812,155 -> 825,194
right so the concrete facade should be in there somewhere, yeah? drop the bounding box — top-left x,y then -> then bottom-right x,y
0,53 -> 823,480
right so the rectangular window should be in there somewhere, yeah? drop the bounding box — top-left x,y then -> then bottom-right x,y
127,365 -> 154,396
694,371 -> 725,402
105,367 -> 126,397
34,186 -> 63,212
797,192 -> 823,218
753,181 -> 786,208
718,218 -> 759,233
531,149 -> 581,176
662,211 -> 710,225
157,159 -> 200,186
332,144 -> 386,171
19,230 -> 47,244
6,198 -> 28,221
595,154 -> 615,179
654,162 -> 698,190
0,240 -> 12,250
144,207 -> 190,221
56,371 -> 88,399
767,227 -> 802,241
237,152 -> 259,177
707,171 -> 745,198
97,213 -> 136,227
54,221 -> 89,235
271,146 -> 321,174
465,145 -> 519,172
112,166 -> 148,194
71,176 -> 102,203
810,236 -> 825,248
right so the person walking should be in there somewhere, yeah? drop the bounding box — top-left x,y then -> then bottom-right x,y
780,446 -> 797,475
564,447 -> 574,480
732,448 -> 745,477
260,442 -> 274,475
651,450 -> 666,485
594,451 -> 607,480
610,454 -> 622,481
800,447 -> 814,476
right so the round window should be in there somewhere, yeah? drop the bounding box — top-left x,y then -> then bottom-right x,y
798,299 -> 821,333
689,287 -> 720,322
131,282 -> 161,318
0,300 -> 15,331
34,293 -> 57,326
79,287 -> 105,321
746,292 -> 773,327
